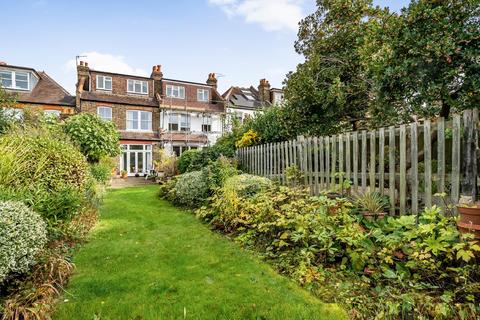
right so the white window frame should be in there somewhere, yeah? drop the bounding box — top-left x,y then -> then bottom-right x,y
202,114 -> 212,132
167,112 -> 190,131
127,79 -> 148,95
197,89 -> 209,102
166,85 -> 185,99
126,110 -> 152,131
0,70 -> 30,90
96,75 -> 112,91
97,106 -> 112,121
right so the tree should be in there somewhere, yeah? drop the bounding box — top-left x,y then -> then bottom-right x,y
63,113 -> 120,162
284,0 -> 389,135
369,0 -> 480,122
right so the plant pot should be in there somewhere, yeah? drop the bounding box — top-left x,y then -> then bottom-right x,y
362,211 -> 387,221
457,205 -> 480,240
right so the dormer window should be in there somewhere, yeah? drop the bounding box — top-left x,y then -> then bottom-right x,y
97,75 -> 112,91
127,79 -> 148,95
0,70 -> 30,90
166,85 -> 185,99
197,89 -> 209,102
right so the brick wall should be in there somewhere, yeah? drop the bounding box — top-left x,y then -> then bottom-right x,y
80,100 -> 160,139
90,71 -> 154,98
161,80 -> 222,111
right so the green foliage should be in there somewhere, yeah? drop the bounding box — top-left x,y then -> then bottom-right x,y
0,201 -> 47,284
63,113 -> 120,162
192,178 -> 480,319
353,191 -> 388,214
178,149 -> 200,174
271,0 -> 480,138
0,129 -> 90,226
89,157 -> 115,184
160,158 -> 238,208
171,171 -> 210,208
0,87 -> 18,135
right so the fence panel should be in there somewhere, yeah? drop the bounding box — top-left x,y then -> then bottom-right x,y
237,110 -> 479,214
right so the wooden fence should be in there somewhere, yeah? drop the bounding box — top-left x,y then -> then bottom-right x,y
236,109 -> 479,215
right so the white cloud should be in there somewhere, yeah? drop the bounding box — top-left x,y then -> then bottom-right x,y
208,0 -> 304,32
64,51 -> 147,76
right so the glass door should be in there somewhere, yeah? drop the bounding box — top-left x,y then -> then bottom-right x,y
119,144 -> 153,176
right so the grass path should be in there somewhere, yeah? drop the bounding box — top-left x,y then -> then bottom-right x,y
54,185 -> 346,320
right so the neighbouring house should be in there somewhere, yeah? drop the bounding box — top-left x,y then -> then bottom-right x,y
222,78 -> 284,131
76,62 -> 225,176
0,61 -> 75,117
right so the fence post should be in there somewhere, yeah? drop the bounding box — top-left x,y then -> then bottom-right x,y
410,122 -> 418,214
369,130 -> 376,191
399,125 -> 407,215
424,120 -> 432,208
461,110 -> 478,202
361,131 -> 367,191
388,126 -> 396,215
452,115 -> 461,204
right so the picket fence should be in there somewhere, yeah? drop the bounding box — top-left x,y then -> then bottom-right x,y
236,109 -> 479,215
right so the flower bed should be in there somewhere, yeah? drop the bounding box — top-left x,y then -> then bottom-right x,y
161,171 -> 480,319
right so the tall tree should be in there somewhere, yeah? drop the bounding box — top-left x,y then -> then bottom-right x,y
284,0 -> 389,135
368,0 -> 480,122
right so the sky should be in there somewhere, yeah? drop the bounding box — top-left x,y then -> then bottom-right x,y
0,0 -> 411,95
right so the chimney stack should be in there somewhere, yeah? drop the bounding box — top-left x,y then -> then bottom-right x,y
207,73 -> 217,89
76,61 -> 90,108
258,78 -> 271,104
151,64 -> 163,80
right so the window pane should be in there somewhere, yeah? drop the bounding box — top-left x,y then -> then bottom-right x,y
134,82 -> 141,93
180,87 -> 185,99
128,80 -> 134,92
0,71 -> 12,88
130,145 -> 143,150
167,86 -> 172,97
142,81 -> 147,93
15,72 -> 28,89
105,77 -> 112,90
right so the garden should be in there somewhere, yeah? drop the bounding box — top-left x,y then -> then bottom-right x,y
0,97 -> 119,319
160,152 -> 480,319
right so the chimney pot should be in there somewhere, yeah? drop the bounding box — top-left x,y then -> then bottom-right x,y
85,62 -> 89,67
157,65 -> 161,72
80,61 -> 84,66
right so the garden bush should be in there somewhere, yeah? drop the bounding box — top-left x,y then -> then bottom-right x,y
193,179 -> 480,319
0,130 -> 90,226
89,157 -> 115,184
63,113 -> 120,163
178,149 -> 200,174
0,201 -> 47,284
172,171 -> 209,208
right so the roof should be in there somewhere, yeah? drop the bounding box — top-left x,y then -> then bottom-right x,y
2,65 -> 75,106
222,86 -> 268,110
81,91 -> 158,107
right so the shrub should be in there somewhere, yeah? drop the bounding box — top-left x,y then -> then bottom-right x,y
157,148 -> 177,177
63,113 -> 120,162
235,129 -> 260,148
172,171 -> 209,208
178,149 -> 200,174
0,201 -> 47,284
0,130 -> 90,226
90,157 -> 115,184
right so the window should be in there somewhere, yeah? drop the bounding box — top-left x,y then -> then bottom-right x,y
0,70 -> 30,90
168,113 -> 178,131
97,75 -> 112,91
127,79 -> 148,94
126,110 -> 152,131
44,110 -> 61,117
202,114 -> 212,132
197,89 -> 209,102
166,85 -> 185,99
97,106 -> 112,121
168,113 -> 190,131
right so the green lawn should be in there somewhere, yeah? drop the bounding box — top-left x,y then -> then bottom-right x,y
54,185 -> 346,320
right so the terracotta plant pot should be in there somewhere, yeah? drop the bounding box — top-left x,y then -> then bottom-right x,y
362,211 -> 387,221
457,205 -> 480,240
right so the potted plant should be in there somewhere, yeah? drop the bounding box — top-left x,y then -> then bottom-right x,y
457,198 -> 480,240
120,170 -> 128,179
354,192 -> 388,220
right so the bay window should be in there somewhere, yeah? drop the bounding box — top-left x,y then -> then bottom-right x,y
202,114 -> 212,132
168,113 -> 190,131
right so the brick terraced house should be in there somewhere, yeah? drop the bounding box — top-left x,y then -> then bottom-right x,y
0,62 -> 75,117
222,78 -> 284,131
75,62 -> 225,176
